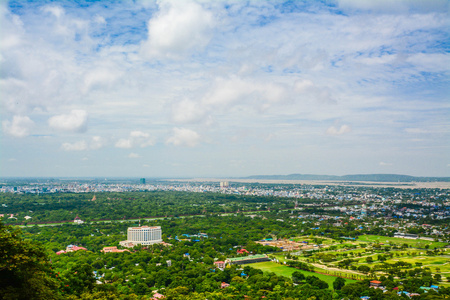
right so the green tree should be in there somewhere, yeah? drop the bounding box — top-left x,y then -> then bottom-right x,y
0,221 -> 62,300
305,276 -> 328,289
358,265 -> 371,274
333,277 -> 346,290
292,271 -> 305,283
64,263 -> 96,296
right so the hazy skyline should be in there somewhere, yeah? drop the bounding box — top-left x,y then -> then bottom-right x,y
1,0 -> 449,178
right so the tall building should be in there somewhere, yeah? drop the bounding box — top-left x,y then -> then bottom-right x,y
120,226 -> 162,247
220,181 -> 229,188
140,178 -> 146,184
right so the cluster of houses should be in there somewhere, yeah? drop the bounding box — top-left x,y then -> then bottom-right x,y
55,244 -> 136,255
56,244 -> 88,255
369,280 -> 440,298
100,246 -> 129,253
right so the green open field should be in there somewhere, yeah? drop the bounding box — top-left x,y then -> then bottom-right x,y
385,256 -> 450,273
251,261 -> 357,288
357,235 -> 448,249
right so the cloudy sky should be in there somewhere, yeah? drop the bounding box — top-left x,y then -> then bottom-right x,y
1,0 -> 449,178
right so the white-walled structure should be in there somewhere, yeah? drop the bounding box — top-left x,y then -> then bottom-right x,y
120,226 -> 162,247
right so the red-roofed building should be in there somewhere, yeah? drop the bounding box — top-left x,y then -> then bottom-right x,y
56,245 -> 87,255
237,249 -> 249,254
370,280 -> 382,287
66,245 -> 87,252
151,292 -> 165,299
221,282 -> 230,288
101,246 -> 129,253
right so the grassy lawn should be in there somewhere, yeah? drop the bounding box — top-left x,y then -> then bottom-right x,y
251,261 -> 357,288
384,256 -> 450,273
357,235 -> 448,249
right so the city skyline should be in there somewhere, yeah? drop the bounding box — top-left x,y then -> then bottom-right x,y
1,0 -> 449,178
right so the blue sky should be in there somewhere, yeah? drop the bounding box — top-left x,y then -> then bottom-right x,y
1,0 -> 449,178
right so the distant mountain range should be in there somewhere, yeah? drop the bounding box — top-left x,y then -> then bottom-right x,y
242,174 -> 450,182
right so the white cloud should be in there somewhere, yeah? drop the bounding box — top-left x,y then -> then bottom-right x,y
202,77 -> 250,107
128,153 -> 140,158
41,4 -> 90,39
82,68 -> 122,94
379,162 -> 393,166
61,140 -> 88,151
202,76 -> 287,110
130,131 -> 148,138
48,110 -> 88,132
171,99 -> 207,124
2,115 -> 34,137
115,139 -> 133,149
406,53 -> 450,73
115,131 -> 155,148
294,79 -> 336,104
140,0 -> 214,59
1,1 -> 448,177
166,127 -> 200,147
294,80 -> 314,92
336,0 -> 449,13
405,128 -> 428,134
326,125 -> 352,136
42,5 -> 65,19
61,136 -> 106,151
93,14 -> 106,24
90,136 -> 107,150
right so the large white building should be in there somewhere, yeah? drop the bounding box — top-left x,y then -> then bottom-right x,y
119,226 -> 163,247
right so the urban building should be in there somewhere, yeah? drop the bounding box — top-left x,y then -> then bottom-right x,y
214,261 -> 226,269
56,244 -> 87,255
140,178 -> 146,184
226,254 -> 270,265
101,246 -> 129,253
74,215 -> 84,224
220,181 -> 229,188
370,280 -> 382,287
120,226 -> 162,247
394,232 -> 419,239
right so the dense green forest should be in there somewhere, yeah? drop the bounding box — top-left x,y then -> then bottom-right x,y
1,190 -> 449,299
0,191 -> 296,224
2,216 -> 448,299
